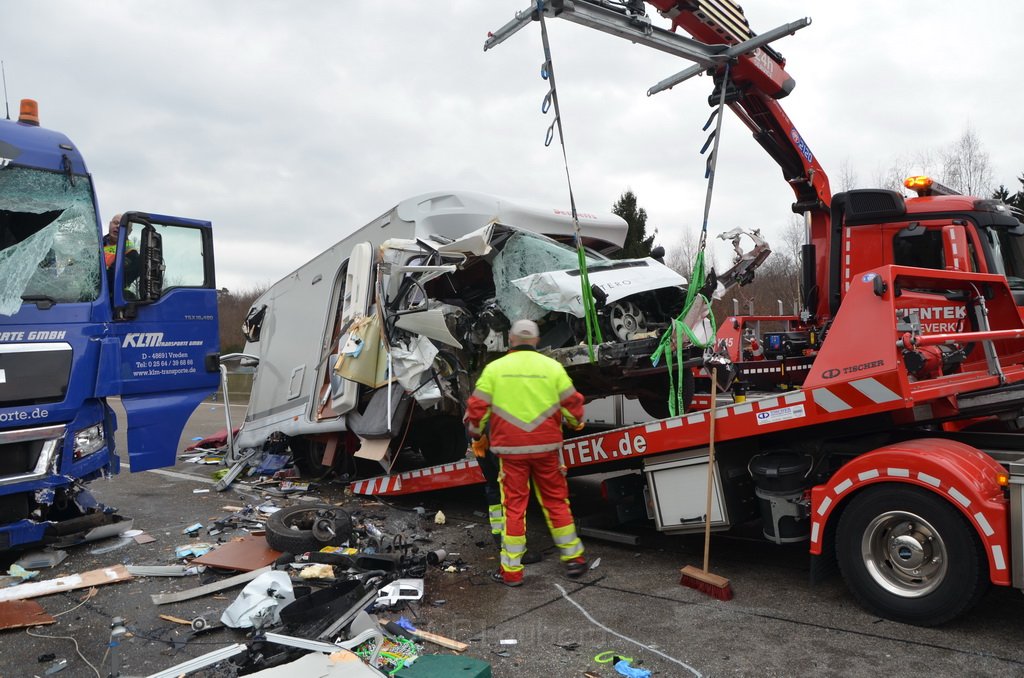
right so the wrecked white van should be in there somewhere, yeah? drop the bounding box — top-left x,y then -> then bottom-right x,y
231,190 -> 765,475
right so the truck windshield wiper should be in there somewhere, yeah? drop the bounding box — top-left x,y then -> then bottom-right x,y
22,294 -> 57,310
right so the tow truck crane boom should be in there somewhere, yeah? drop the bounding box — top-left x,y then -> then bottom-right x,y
487,0 -> 833,319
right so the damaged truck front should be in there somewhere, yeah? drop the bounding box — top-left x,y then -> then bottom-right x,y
232,190 -> 768,479
0,100 -> 220,549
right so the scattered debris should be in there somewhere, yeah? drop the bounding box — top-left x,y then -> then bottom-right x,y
14,550 -> 67,570
614,658 -> 653,678
151,565 -> 271,605
375,579 -> 424,607
299,564 -> 336,580
0,600 -> 55,630
127,565 -> 194,577
88,536 -> 134,555
0,565 -> 131,603
43,657 -> 68,675
134,533 -> 157,545
176,543 -> 214,559
192,535 -> 283,572
433,510 -> 446,525
7,564 -> 39,581
221,571 -> 295,629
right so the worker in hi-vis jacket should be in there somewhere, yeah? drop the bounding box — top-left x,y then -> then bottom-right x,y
465,319 -> 587,586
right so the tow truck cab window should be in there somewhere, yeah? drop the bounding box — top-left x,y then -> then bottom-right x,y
893,227 -> 944,270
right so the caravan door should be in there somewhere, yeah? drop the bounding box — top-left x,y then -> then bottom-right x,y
329,242 -> 374,415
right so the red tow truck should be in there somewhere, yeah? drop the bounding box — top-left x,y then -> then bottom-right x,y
351,1 -> 1024,625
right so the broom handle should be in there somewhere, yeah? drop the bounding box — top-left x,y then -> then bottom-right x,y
702,367 -> 718,573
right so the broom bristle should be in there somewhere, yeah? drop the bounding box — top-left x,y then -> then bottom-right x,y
679,565 -> 734,601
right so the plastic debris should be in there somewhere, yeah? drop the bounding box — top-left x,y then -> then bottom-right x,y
376,579 -> 424,607
183,522 -> 204,535
221,570 -> 295,629
14,550 -> 67,570
499,639 -> 518,645
614,659 -> 652,678
434,510 -> 446,525
7,564 -> 38,581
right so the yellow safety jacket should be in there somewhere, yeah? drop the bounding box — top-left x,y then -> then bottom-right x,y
465,347 -> 584,455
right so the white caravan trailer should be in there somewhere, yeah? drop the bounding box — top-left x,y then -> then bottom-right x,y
231,190 -> 767,475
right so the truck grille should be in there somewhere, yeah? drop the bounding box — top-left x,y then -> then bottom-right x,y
0,342 -> 73,407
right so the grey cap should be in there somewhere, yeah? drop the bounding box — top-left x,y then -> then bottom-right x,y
509,319 -> 540,339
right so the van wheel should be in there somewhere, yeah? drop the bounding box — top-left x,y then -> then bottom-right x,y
835,485 -> 988,626
291,438 -> 328,475
265,504 -> 352,553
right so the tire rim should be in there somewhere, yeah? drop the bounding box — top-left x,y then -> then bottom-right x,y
860,509 -> 947,598
608,301 -> 645,341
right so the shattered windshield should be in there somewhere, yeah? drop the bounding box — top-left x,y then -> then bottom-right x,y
0,166 -> 100,315
491,229 -> 600,321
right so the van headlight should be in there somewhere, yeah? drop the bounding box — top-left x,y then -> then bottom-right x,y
73,423 -> 105,460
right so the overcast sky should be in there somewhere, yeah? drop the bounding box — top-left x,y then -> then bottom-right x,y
4,1 -> 1022,292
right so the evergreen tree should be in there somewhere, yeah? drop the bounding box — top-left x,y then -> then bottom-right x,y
611,190 -> 656,259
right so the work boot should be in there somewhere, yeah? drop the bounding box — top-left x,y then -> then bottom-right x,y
521,550 -> 542,565
492,571 -> 523,587
565,557 -> 588,578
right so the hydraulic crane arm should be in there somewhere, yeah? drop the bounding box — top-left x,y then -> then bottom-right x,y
645,0 -> 831,211
486,0 -> 835,320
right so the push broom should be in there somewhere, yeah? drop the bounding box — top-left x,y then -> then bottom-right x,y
680,366 -> 734,600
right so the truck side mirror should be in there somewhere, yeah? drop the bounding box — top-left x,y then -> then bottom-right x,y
139,225 -> 164,302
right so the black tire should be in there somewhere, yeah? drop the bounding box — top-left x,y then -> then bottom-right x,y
265,504 -> 352,554
291,438 -> 329,476
835,485 -> 988,626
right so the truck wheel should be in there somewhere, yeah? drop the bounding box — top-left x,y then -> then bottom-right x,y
835,485 -> 988,626
265,504 -> 352,553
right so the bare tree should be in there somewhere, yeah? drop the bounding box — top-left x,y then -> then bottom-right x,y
836,157 -> 859,192
665,226 -> 702,280
941,126 -> 994,196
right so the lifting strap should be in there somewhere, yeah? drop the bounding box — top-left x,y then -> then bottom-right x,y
651,63 -> 732,416
536,2 -> 603,362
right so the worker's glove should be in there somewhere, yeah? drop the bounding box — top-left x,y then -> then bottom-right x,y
470,435 -> 489,458
567,420 -> 585,432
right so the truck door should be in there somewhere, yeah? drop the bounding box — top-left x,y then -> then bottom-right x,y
101,212 -> 219,471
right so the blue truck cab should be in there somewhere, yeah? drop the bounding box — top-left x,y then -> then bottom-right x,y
0,100 -> 219,549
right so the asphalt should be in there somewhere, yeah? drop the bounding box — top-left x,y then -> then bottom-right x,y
2,398 -> 1024,677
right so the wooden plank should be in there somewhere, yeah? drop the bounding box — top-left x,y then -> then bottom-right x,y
151,566 -> 271,605
0,565 -> 131,603
412,628 -> 468,652
0,600 -> 55,630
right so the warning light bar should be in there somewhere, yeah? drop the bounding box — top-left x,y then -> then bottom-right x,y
904,175 -> 960,197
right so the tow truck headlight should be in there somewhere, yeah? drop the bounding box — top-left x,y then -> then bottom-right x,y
73,423 -> 105,460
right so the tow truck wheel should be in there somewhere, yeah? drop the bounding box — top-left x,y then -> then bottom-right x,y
835,485 -> 988,626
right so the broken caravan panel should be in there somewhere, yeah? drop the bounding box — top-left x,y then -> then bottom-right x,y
232,189 -> 695,472
0,100 -> 220,549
